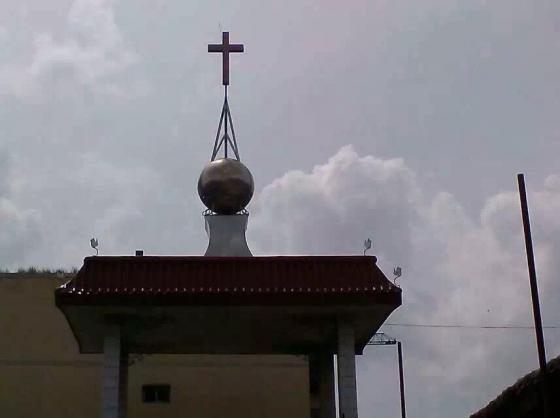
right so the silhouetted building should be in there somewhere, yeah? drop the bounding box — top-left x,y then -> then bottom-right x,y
470,356 -> 560,418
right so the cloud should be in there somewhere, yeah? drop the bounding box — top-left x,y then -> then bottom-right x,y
30,0 -> 136,81
0,144 -> 203,269
10,150 -> 201,269
0,152 -> 41,267
0,0 -> 138,100
249,145 -> 560,417
249,145 -> 420,261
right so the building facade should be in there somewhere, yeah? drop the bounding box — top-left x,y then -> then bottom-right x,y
0,274 -> 310,418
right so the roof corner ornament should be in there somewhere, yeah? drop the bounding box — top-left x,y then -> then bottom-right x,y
363,238 -> 372,255
90,237 -> 99,256
393,266 -> 402,286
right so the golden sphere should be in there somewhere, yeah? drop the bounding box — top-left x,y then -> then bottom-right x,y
198,158 -> 254,215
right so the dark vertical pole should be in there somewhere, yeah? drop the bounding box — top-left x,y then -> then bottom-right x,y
397,342 -> 406,418
224,86 -> 228,158
517,173 -> 549,417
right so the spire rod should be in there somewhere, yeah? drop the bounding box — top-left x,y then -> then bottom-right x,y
224,86 -> 228,158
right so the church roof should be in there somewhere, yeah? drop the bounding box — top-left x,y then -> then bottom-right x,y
55,255 -> 400,306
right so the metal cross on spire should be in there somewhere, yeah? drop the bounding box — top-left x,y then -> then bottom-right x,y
208,31 -> 244,86
208,32 -> 244,161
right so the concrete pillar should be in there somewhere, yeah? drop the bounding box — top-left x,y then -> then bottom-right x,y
119,351 -> 128,418
309,352 -> 335,418
101,324 -> 127,418
318,353 -> 336,418
337,320 -> 358,418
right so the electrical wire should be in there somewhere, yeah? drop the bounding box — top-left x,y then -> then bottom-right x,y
385,323 -> 560,330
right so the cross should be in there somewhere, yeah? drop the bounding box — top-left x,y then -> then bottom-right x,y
208,32 -> 244,86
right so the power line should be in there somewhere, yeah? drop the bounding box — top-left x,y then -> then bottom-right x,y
385,323 -> 560,330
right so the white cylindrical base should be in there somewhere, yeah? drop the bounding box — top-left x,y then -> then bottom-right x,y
204,213 -> 252,256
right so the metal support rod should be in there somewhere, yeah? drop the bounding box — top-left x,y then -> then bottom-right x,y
211,104 -> 226,160
210,85 -> 241,161
224,86 -> 228,158
397,342 -> 406,418
517,173 -> 550,417
226,101 -> 240,160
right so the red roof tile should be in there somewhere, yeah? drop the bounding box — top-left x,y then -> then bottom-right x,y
55,255 -> 401,306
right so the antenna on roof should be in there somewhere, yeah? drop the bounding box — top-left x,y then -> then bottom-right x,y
90,237 -> 99,256
363,238 -> 372,255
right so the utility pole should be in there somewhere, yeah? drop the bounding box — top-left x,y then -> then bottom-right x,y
517,173 -> 550,418
368,333 -> 406,418
397,341 -> 406,418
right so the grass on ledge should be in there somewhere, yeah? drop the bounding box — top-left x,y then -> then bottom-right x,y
0,266 -> 79,275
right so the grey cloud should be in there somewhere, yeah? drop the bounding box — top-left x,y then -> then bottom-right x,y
4,0 -> 139,101
11,152 -> 204,268
0,151 -> 42,267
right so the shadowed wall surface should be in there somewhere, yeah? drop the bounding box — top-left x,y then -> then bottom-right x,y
0,275 -> 310,418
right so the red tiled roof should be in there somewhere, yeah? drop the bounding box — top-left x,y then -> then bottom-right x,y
55,255 -> 401,306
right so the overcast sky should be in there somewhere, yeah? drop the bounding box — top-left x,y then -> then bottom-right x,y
1,1 -> 559,417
